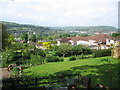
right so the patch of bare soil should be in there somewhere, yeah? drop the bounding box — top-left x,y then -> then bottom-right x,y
0,68 -> 11,79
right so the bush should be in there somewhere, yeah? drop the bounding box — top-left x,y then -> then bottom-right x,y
69,56 -> 76,61
30,55 -> 43,65
92,49 -> 111,57
59,57 -> 64,62
46,55 -> 63,62
10,66 -> 19,77
77,54 -> 85,60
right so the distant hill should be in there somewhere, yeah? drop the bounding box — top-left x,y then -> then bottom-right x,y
1,21 -> 118,34
52,26 -> 118,34
1,21 -> 52,34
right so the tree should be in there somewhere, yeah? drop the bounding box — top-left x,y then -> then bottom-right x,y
112,33 -> 120,37
57,44 -> 73,57
0,23 -> 9,49
29,34 -> 36,42
2,48 -> 15,67
20,33 -> 28,43
7,34 -> 16,48
43,42 -> 52,49
30,55 -> 43,65
34,49 -> 46,57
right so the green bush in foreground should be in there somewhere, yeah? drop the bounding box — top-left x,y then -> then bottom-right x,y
46,55 -> 64,62
30,55 -> 43,65
92,49 -> 111,57
69,56 -> 76,61
10,66 -> 19,77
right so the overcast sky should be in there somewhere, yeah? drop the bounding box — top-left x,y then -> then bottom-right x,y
0,0 -> 119,27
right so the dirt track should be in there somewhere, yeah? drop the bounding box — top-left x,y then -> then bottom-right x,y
0,68 -> 11,79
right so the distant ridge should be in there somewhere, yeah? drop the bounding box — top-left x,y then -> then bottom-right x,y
0,21 -> 118,34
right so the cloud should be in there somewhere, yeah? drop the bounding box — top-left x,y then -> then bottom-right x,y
0,0 -> 119,27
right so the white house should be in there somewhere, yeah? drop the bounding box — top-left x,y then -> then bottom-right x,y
57,34 -> 112,50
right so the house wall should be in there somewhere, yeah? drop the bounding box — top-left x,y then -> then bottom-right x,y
77,40 -> 89,45
77,40 -> 98,46
106,39 -> 115,45
99,44 -> 110,50
57,41 -> 61,46
69,40 -> 74,45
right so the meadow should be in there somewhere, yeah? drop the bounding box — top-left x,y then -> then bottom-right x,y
24,56 -> 120,88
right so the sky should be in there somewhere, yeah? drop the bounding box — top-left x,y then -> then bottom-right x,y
0,0 -> 119,28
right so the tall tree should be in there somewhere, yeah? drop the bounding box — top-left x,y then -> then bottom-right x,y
29,34 -> 36,42
0,23 -> 9,49
20,33 -> 28,43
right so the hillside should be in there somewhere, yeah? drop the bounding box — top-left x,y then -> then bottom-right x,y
1,21 -> 52,34
52,26 -> 118,34
1,21 -> 118,34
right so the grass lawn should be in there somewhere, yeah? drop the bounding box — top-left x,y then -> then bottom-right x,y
24,56 -> 120,88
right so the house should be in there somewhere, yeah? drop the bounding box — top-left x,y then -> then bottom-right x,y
57,37 -> 71,46
16,40 -> 25,43
57,34 -> 112,50
35,44 -> 46,50
106,36 -> 120,46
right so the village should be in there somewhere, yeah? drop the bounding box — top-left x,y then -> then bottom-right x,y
1,23 -> 120,89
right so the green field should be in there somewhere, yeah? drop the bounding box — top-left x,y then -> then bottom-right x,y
24,56 -> 120,88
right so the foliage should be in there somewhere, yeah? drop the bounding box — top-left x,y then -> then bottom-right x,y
37,42 -> 43,44
20,33 -> 28,43
0,23 -> 16,49
69,56 -> 76,61
2,48 -> 15,67
55,44 -> 73,57
92,49 -> 111,57
46,55 -> 63,63
77,53 -> 85,59
112,33 -> 120,37
30,55 -> 43,65
33,49 -> 46,57
80,34 -> 89,37
59,57 -> 64,62
52,45 -> 59,51
10,66 -> 19,77
43,42 -> 52,49
0,23 -> 8,49
29,34 -> 36,42
55,44 -> 92,57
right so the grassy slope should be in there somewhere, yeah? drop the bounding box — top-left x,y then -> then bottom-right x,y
24,56 -> 119,88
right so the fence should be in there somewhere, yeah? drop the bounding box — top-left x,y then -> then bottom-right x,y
2,73 -> 91,89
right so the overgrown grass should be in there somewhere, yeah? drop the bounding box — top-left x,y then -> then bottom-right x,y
24,56 -> 120,88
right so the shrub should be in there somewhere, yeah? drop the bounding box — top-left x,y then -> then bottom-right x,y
77,53 -> 85,60
46,55 -> 63,62
69,56 -> 76,61
92,49 -> 111,57
59,57 -> 64,62
10,66 -> 19,77
30,55 -> 43,65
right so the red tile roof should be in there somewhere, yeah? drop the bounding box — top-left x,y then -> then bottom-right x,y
58,34 -> 112,43
85,34 -> 112,43
58,37 -> 71,43
36,44 -> 43,46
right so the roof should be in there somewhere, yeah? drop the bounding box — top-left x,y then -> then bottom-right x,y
28,42 -> 36,45
36,44 -> 43,46
58,37 -> 71,43
85,34 -> 112,43
58,34 -> 112,43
